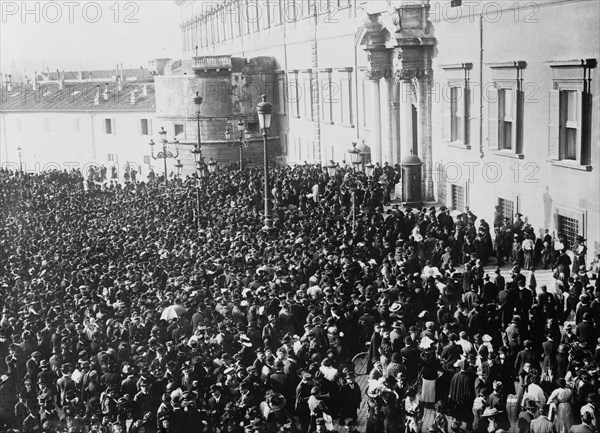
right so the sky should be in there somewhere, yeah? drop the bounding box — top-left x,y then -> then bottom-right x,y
0,0 -> 181,76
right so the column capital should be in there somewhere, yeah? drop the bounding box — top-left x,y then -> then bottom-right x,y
365,49 -> 392,81
394,67 -> 432,83
365,69 -> 389,81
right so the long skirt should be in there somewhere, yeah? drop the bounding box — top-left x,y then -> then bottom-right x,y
553,402 -> 574,433
421,378 -> 436,403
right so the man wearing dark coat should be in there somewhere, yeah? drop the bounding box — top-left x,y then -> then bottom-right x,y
339,372 -> 361,422
448,360 -> 475,429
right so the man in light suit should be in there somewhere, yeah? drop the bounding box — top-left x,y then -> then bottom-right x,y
530,404 -> 556,433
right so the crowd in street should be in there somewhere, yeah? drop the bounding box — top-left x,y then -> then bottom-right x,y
0,164 -> 599,433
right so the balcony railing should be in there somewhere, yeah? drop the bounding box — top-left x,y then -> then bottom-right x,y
192,55 -> 232,71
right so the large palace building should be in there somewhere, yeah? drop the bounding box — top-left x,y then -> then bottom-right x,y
175,0 -> 599,260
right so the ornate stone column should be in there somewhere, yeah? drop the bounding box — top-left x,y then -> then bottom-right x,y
362,14 -> 391,165
390,81 -> 401,165
387,0 -> 435,201
419,67 -> 434,201
365,69 -> 384,164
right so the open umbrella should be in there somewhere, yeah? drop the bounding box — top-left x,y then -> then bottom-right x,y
160,304 -> 187,321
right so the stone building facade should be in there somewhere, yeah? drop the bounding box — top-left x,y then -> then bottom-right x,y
177,0 -> 600,259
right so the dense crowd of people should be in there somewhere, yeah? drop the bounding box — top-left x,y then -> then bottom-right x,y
0,164 -> 599,433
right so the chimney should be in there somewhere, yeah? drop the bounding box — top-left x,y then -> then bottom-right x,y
78,69 -> 83,80
94,85 -> 100,105
115,64 -> 119,81
142,84 -> 148,97
7,74 -> 13,91
117,76 -> 122,92
59,70 -> 65,90
130,91 -> 136,105
32,71 -> 37,90
120,63 -> 124,81
103,82 -> 109,101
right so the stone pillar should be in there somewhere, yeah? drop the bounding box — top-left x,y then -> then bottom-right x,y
390,81 -> 401,165
419,71 -> 434,201
379,78 -> 391,164
366,74 -> 382,164
399,79 -> 414,161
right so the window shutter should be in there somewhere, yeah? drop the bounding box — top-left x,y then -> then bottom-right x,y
442,88 -> 451,141
581,92 -> 592,165
548,90 -> 560,160
575,90 -> 583,162
149,119 -> 153,136
112,119 -> 116,135
464,86 -> 471,145
137,119 -> 141,135
509,88 -> 517,152
516,90 -> 524,154
456,88 -> 464,141
487,87 -> 499,149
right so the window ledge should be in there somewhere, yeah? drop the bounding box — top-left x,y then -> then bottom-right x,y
446,141 -> 471,150
493,150 -> 524,159
340,123 -> 356,129
550,159 -> 593,171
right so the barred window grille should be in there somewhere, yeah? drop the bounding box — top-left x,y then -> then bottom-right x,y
451,184 -> 464,212
557,215 -> 579,249
498,198 -> 515,223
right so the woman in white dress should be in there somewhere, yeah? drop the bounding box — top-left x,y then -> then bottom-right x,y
546,378 -> 574,433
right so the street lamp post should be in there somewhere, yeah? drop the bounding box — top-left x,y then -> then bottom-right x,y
175,160 -> 183,178
347,141 -> 361,172
17,146 -> 22,172
364,161 -> 375,178
256,94 -> 273,231
191,92 -> 204,226
225,119 -> 252,171
326,160 -> 337,178
149,127 -> 179,186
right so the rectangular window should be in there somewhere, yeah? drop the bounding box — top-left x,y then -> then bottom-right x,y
140,119 -> 150,135
559,90 -> 579,160
557,214 -> 580,249
221,8 -> 227,41
498,198 -> 515,224
340,75 -> 353,125
104,119 -> 113,134
321,71 -> 333,123
302,75 -> 313,119
451,184 -> 465,212
289,72 -> 299,117
174,124 -> 184,137
444,80 -> 470,145
276,74 -> 286,115
498,88 -> 514,150
450,87 -> 462,142
271,0 -> 282,25
286,0 -> 298,22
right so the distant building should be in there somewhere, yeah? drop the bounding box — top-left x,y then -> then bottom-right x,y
0,68 -> 160,180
